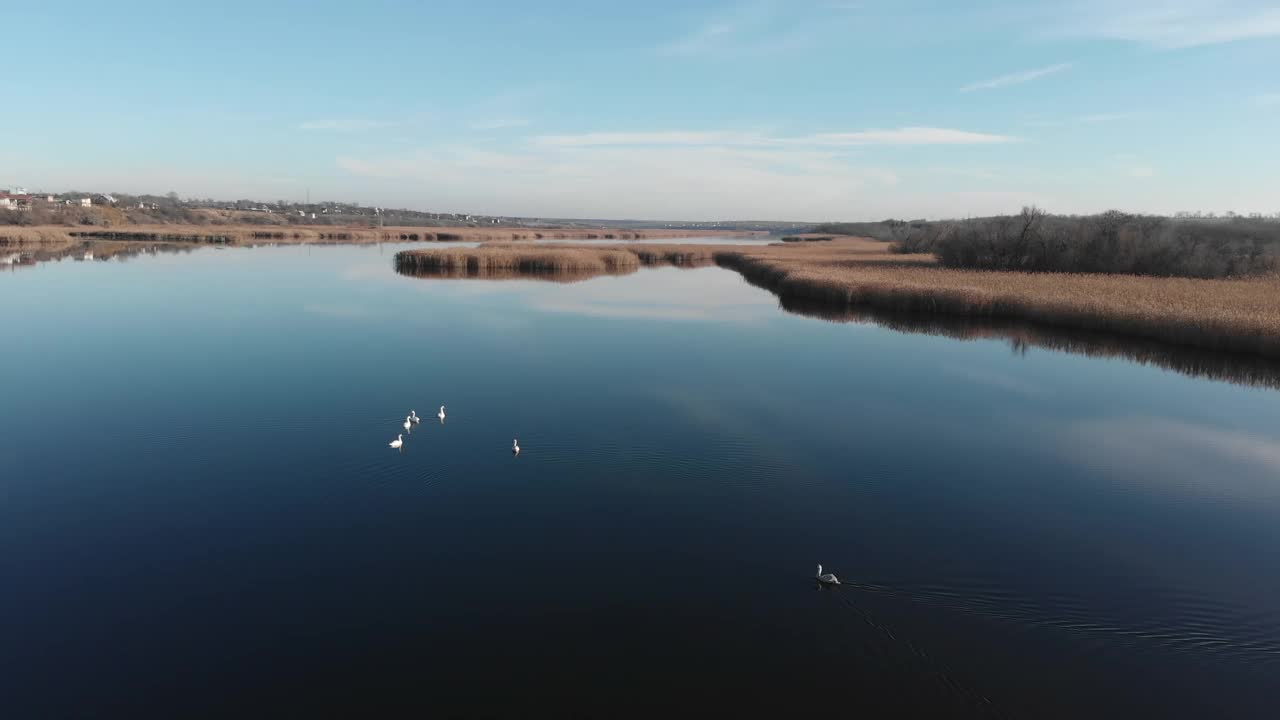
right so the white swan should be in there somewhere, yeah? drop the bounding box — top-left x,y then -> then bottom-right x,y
389,434 -> 403,449
512,438 -> 520,456
403,416 -> 412,432
816,564 -> 840,586
437,405 -> 446,422
410,410 -> 421,424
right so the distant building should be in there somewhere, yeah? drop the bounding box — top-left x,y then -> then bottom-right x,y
0,192 -> 33,211
79,197 -> 93,207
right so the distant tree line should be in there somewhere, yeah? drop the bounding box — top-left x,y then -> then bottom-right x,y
816,209 -> 1280,279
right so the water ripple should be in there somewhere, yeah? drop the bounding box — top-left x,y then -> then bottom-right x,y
845,579 -> 1280,670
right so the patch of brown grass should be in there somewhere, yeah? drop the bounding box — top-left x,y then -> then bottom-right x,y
395,243 -> 720,280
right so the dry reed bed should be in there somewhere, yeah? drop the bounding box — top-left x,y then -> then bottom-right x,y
397,238 -> 1280,359
395,244 -> 720,278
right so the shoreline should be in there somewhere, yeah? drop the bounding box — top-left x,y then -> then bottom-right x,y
0,222 -> 752,256
0,224 -> 756,268
0,223 -> 751,247
395,238 -> 1280,362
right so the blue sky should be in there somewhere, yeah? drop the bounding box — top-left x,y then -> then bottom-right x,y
4,0 -> 1279,220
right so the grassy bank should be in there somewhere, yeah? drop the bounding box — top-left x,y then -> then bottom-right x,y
396,238 -> 1280,360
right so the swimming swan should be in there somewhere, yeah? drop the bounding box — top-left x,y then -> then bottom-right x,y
816,564 -> 840,585
403,416 -> 413,432
512,438 -> 520,456
389,434 -> 404,450
437,405 -> 446,422
410,410 -> 421,424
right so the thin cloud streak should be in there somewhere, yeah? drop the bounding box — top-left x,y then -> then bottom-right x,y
656,1 -> 858,57
535,131 -> 764,147
533,127 -> 1017,148
960,62 -> 1073,92
1025,111 -> 1142,128
299,118 -> 395,132
782,128 -> 1016,146
470,117 -> 532,131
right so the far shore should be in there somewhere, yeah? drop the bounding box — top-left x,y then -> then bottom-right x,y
395,238 -> 1280,361
0,223 -> 757,267
1,223 -> 752,247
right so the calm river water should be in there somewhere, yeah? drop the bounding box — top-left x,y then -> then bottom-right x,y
3,242 -> 1278,718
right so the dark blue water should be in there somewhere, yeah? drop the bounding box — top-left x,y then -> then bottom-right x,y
3,244 -> 1279,718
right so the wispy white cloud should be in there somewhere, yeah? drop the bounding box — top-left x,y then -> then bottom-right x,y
782,128 -> 1017,146
533,127 -> 1017,148
1077,112 -> 1137,123
299,118 -> 395,132
470,117 -> 532,131
661,21 -> 737,55
657,1 -> 857,57
534,131 -> 764,147
926,166 -> 1004,181
657,1 -> 765,57
1059,1 -> 1280,48
960,62 -> 1073,92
